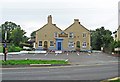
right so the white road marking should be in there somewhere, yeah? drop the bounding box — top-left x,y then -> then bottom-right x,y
55,53 -> 58,56
25,58 -> 28,60
67,53 -> 68,55
33,54 -> 36,56
65,59 -> 68,62
88,53 -> 91,56
44,53 -> 48,56
77,53 -> 79,55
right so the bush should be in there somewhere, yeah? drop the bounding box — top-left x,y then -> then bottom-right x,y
8,45 -> 22,52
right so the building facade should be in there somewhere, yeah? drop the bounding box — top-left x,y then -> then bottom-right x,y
35,15 -> 91,51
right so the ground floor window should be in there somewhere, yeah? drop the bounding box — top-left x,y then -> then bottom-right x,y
68,41 -> 74,48
82,41 -> 87,48
50,41 -> 54,47
39,41 -> 42,47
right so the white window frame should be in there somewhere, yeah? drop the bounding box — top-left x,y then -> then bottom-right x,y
39,41 -> 42,47
82,41 -> 87,48
69,32 -> 74,38
54,32 -> 58,38
68,41 -> 74,48
50,41 -> 54,47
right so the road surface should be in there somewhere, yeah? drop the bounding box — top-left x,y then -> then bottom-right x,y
2,63 -> 119,80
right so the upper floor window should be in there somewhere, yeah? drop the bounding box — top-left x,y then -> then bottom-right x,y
69,32 -> 74,38
82,41 -> 87,48
50,41 -> 54,47
39,41 -> 42,47
54,32 -> 58,38
83,33 -> 87,38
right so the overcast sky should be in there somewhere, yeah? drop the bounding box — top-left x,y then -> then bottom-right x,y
0,0 -> 120,37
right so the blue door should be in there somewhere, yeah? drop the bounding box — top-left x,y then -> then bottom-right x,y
58,42 -> 61,50
56,38 -> 63,50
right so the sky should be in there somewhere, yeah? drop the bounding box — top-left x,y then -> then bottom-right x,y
0,0 -> 120,37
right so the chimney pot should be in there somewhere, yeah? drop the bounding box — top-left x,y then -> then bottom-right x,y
48,15 -> 52,24
74,19 -> 79,23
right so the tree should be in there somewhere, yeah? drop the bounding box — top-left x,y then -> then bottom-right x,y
91,27 -> 113,50
0,21 -> 18,43
0,21 -> 28,47
10,26 -> 27,46
30,30 -> 36,38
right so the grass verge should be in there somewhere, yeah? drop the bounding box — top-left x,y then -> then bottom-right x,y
101,77 -> 120,82
1,59 -> 68,65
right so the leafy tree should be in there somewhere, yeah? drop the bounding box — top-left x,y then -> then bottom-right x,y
0,21 -> 28,47
91,27 -> 113,50
0,21 -> 18,42
10,26 -> 27,46
30,30 -> 36,38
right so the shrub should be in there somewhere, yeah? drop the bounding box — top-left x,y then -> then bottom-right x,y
8,45 -> 22,52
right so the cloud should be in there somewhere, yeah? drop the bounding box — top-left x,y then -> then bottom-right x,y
0,0 -> 119,37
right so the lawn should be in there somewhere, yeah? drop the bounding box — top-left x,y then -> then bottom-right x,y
1,59 -> 68,65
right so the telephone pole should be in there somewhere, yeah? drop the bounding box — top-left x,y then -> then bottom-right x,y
4,31 -> 7,61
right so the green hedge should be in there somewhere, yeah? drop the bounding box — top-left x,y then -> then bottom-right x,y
1,60 -> 68,65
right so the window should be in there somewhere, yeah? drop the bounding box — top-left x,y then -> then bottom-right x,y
83,33 -> 86,38
68,41 -> 74,48
39,41 -> 42,47
50,41 -> 54,47
82,42 -> 87,48
69,32 -> 74,38
54,32 -> 58,38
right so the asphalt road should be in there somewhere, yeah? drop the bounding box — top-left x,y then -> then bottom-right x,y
2,63 -> 119,80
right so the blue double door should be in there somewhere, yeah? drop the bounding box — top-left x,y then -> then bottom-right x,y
56,38 -> 63,50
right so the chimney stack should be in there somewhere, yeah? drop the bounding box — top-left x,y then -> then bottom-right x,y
74,19 -> 80,23
48,15 -> 52,24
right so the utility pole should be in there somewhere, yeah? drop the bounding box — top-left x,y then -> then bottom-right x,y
3,31 -> 7,61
